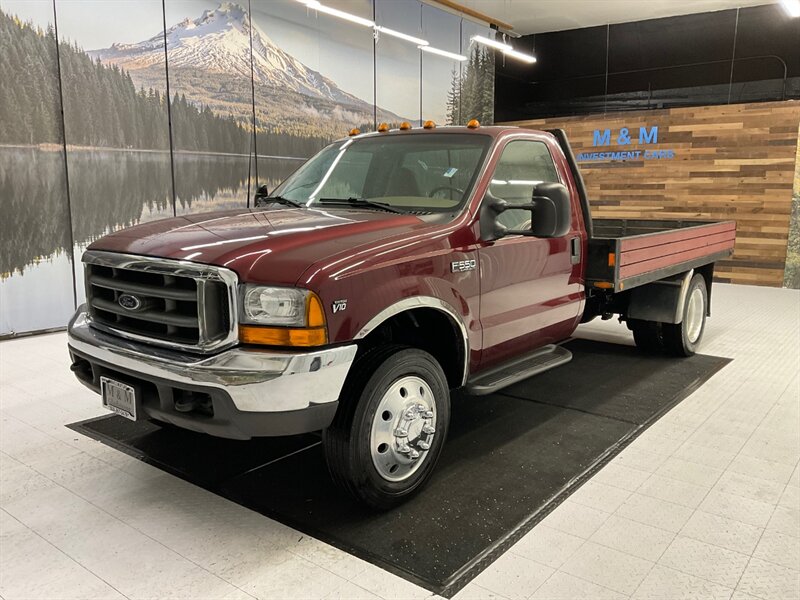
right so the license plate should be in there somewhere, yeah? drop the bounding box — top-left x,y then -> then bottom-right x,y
100,377 -> 138,421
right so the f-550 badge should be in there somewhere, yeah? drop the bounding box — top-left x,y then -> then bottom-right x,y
332,299 -> 348,313
451,259 -> 477,273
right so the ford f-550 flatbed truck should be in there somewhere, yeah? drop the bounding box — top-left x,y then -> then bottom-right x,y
68,123 -> 735,508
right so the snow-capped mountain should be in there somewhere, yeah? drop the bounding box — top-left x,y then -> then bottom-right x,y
90,2 -> 375,111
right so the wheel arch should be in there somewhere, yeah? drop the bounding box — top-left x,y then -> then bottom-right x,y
354,297 -> 469,388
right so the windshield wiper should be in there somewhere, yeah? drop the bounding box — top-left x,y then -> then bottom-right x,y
260,195 -> 304,208
315,197 -> 405,214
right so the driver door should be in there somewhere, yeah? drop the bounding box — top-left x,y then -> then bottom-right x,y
478,138 -> 582,368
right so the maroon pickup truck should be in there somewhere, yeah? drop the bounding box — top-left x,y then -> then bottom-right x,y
67,124 -> 735,508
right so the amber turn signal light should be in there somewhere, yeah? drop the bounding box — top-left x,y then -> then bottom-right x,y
608,252 -> 616,267
306,293 -> 326,328
467,119 -> 480,129
239,325 -> 328,347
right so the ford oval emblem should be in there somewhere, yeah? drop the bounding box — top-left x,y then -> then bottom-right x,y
118,294 -> 142,311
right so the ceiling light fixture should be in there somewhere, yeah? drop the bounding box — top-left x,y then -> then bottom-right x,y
471,33 -> 537,64
418,45 -> 468,61
779,0 -> 800,17
375,25 -> 429,46
503,48 -> 537,64
471,35 -> 512,52
303,0 -> 375,27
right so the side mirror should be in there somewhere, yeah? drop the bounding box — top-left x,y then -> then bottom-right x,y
253,184 -> 270,207
480,182 -> 571,242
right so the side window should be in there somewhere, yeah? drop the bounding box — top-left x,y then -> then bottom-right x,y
489,140 -> 560,230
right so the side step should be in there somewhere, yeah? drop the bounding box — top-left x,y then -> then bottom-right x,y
465,344 -> 573,396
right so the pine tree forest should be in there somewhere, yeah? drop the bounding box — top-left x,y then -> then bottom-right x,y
446,46 -> 495,126
0,10 -> 331,157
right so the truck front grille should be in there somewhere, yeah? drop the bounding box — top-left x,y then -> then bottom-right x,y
83,251 -> 238,353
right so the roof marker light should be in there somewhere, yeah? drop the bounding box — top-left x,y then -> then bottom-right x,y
467,119 -> 480,129
423,120 -> 436,129
377,123 -> 389,132
399,122 -> 412,130
348,128 -> 360,136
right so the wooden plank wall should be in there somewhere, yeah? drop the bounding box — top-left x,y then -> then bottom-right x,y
503,101 -> 800,286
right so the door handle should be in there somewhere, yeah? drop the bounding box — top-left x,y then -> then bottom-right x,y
570,237 -> 581,265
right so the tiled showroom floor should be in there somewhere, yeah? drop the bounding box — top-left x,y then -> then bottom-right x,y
1,283 -> 798,600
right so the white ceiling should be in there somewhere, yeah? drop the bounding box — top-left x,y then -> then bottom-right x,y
455,0 -> 777,35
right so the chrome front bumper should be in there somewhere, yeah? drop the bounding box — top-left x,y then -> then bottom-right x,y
67,306 -> 357,414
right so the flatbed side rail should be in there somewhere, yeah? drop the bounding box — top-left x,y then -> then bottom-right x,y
587,220 -> 736,293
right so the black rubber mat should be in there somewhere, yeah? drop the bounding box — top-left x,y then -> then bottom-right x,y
69,339 -> 730,596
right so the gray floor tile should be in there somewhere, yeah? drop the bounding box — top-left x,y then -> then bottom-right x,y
680,510 -> 764,555
659,536 -> 750,588
735,557 -> 800,600
560,541 -> 653,595
530,571 -> 626,600
632,564 -> 733,600
472,553 -> 553,600
752,529 -> 800,571
591,515 -> 675,562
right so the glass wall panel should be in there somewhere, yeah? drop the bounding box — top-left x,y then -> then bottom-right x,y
0,0 -> 74,334
164,1 -> 255,214
375,0 -> 421,126
459,20 -> 495,125
55,0 -> 173,303
250,0 -> 376,193
421,3 -> 460,126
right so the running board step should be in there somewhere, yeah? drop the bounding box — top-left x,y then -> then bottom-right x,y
465,345 -> 573,396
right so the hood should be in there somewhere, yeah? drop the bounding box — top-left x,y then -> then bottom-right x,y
88,207 -> 436,285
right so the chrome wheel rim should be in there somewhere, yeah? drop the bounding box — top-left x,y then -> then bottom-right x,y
685,287 -> 705,343
370,376 -> 436,482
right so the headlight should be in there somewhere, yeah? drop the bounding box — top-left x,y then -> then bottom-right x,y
239,285 -> 328,347
242,286 -> 308,326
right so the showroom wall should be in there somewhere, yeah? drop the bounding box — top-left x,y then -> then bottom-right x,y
495,2 -> 800,288
494,3 -> 800,120
506,101 -> 800,287
0,0 -> 495,336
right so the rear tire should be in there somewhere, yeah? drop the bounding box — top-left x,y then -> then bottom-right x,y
322,345 -> 450,510
629,319 -> 664,353
663,274 -> 708,357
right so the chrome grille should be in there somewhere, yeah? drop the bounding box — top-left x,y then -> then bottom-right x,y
83,251 -> 238,353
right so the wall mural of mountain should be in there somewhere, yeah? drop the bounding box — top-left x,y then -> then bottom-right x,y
90,2 -> 403,142
1,0 -> 495,336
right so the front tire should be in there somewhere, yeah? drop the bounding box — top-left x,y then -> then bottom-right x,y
322,345 -> 450,510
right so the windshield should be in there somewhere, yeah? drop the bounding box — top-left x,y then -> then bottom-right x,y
271,133 -> 492,213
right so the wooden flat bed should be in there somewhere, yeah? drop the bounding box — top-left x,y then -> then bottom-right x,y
586,219 -> 736,293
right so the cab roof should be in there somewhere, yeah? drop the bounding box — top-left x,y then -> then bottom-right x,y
341,124 -> 537,142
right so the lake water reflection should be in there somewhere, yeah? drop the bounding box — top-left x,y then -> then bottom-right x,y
1,147 -> 303,335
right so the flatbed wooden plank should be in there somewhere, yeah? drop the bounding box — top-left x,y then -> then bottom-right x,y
619,239 -> 736,279
618,221 -> 736,253
620,230 -> 736,267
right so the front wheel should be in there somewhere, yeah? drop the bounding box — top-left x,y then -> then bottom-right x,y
322,345 -> 450,510
662,274 -> 708,357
